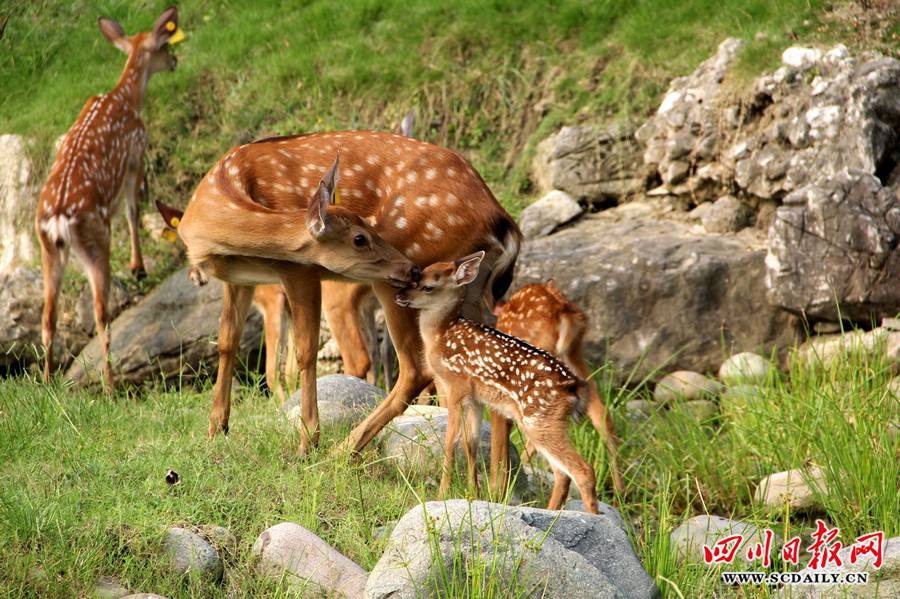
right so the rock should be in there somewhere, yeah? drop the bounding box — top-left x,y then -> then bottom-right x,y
719,352 -> 771,385
75,278 -> 131,333
378,404 -> 518,475
779,536 -> 900,598
796,330 -> 890,368
781,46 -> 823,71
373,521 -> 396,543
698,195 -> 753,233
531,123 -> 645,204
365,500 -> 658,599
252,522 -> 368,598
671,515 -> 779,565
754,467 -> 827,511
91,577 -> 130,599
119,595 -> 167,599
673,399 -> 718,421
653,371 -> 721,403
66,267 -> 263,385
282,374 -> 385,428
0,134 -> 38,274
162,527 -> 223,580
625,399 -> 657,422
512,216 -> 797,380
563,500 -> 628,532
195,525 -> 237,557
518,190 -> 583,238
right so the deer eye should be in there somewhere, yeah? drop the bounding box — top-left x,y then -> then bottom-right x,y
353,234 -> 368,247
422,285 -> 434,293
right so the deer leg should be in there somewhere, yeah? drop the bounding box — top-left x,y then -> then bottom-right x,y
39,237 -> 67,382
530,431 -> 598,514
379,325 -> 396,390
489,413 -> 511,498
340,282 -> 430,453
124,165 -> 146,279
439,390 -> 464,497
547,469 -> 572,510
462,401 -> 482,492
84,251 -> 113,388
209,284 -> 255,437
253,285 -> 287,403
281,269 -> 322,456
322,281 -> 373,381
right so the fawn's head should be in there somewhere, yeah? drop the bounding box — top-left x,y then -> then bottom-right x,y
307,155 -> 421,287
99,6 -> 181,75
394,251 -> 485,312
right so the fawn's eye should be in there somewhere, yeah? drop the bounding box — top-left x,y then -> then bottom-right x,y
422,285 -> 434,293
353,234 -> 368,247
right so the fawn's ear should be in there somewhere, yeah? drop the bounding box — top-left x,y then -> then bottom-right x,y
99,17 -> 132,54
151,6 -> 181,50
307,155 -> 340,239
453,251 -> 485,286
395,110 -> 415,138
155,200 -> 183,229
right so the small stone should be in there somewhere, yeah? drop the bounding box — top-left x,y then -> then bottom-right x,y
881,318 -> 900,332
162,527 -> 223,580
92,578 -> 131,599
813,321 -> 843,334
781,46 -> 822,71
699,195 -> 753,233
671,515 -> 780,565
754,468 -> 827,511
120,595 -> 168,599
674,399 -> 718,421
720,385 -> 763,417
625,399 -> 656,422
718,352 -> 771,385
195,525 -> 237,557
653,371 -> 721,403
519,190 -> 584,239
252,522 -> 368,597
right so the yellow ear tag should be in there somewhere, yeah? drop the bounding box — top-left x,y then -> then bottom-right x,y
161,228 -> 178,243
169,215 -> 180,227
333,187 -> 341,205
167,26 -> 186,45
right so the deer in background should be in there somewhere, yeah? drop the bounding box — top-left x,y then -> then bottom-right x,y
494,281 -> 625,496
35,7 -> 183,384
174,130 -> 520,456
394,252 -> 599,513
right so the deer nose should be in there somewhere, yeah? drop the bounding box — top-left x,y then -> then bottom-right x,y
410,265 -> 421,282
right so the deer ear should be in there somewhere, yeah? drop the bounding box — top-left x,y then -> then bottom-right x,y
306,155 -> 340,238
454,251 -> 485,286
151,6 -> 180,50
98,17 -> 131,54
395,110 -> 415,138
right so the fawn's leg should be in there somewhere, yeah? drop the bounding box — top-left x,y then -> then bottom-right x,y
547,469 -> 572,510
340,282 -> 431,453
280,267 -> 322,456
527,422 -> 599,514
38,235 -> 67,382
123,164 -> 146,279
462,402 -> 483,491
209,284 -> 255,436
72,221 -> 113,388
253,285 -> 287,403
439,389 -> 466,496
489,414 -> 511,497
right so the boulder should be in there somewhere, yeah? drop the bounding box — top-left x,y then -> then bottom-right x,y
719,352 -> 771,385
378,405 -> 519,476
365,500 -> 658,599
282,374 -> 385,428
780,536 -> 900,598
518,190 -> 583,238
252,522 -> 368,598
161,527 -> 223,580
511,216 -> 798,380
66,267 -> 263,385
696,195 -> 754,233
563,500 -> 628,532
754,467 -> 827,512
531,123 -> 645,205
671,515 -> 779,565
653,371 -> 721,403
0,134 -> 38,274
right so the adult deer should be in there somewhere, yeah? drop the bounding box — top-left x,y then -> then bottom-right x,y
495,281 -> 624,496
175,131 -> 520,455
395,253 -> 599,513
36,7 -> 183,384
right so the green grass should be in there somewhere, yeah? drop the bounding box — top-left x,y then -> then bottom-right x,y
1,340 -> 897,597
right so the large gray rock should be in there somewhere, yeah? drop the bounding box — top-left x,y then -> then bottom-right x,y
512,216 -> 798,379
66,267 -> 263,385
781,536 -> 900,598
671,515 -> 779,565
532,123 -> 645,204
252,522 -> 368,598
378,405 -> 519,476
162,527 -> 223,580
518,190 -> 583,238
365,500 -> 659,599
282,374 -> 386,428
0,134 -> 38,274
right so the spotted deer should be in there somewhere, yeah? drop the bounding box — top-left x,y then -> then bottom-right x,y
174,132 -> 520,455
495,281 -> 624,495
35,7 -> 183,384
395,252 -> 599,513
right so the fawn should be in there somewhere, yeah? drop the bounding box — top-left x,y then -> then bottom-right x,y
495,281 -> 624,495
395,252 -> 599,513
36,7 -> 183,385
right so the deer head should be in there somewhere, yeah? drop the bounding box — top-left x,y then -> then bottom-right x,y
394,251 -> 484,311
99,6 -> 181,76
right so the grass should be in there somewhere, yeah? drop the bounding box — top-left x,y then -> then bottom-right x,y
1,338 -> 897,597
